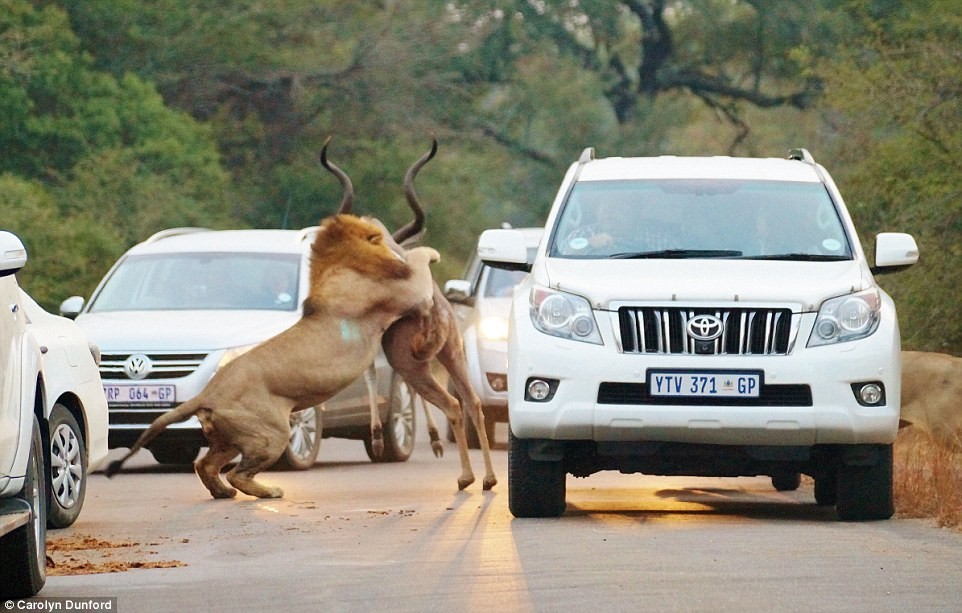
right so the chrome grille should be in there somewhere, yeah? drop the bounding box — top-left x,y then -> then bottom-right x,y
99,352 -> 208,380
618,307 -> 793,355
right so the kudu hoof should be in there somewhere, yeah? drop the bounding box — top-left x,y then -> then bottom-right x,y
430,440 -> 444,458
483,477 -> 497,491
457,476 -> 475,491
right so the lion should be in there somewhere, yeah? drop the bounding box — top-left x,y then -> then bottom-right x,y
900,350 -> 962,451
104,214 -> 440,499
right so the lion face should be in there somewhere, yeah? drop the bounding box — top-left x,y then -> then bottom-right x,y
309,214 -> 411,285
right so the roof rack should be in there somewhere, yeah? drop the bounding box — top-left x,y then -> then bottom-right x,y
143,227 -> 211,244
787,148 -> 815,164
578,147 -> 595,164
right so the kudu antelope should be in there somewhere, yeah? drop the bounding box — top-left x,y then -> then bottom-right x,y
320,138 -> 497,490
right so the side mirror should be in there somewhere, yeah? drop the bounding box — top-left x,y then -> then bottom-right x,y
478,229 -> 530,272
59,296 -> 85,319
443,279 -> 472,304
0,231 -> 27,278
872,232 -> 919,275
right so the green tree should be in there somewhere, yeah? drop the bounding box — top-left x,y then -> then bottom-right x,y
1,0 -> 234,305
816,0 -> 962,353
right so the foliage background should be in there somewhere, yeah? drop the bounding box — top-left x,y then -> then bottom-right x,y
1,0 -> 958,353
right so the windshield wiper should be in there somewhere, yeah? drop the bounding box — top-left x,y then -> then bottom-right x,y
741,253 -> 850,261
610,249 -> 743,259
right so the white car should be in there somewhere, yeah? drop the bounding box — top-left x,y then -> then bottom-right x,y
61,227 -> 417,469
480,148 -> 919,520
1,231 -> 108,599
444,227 -> 542,446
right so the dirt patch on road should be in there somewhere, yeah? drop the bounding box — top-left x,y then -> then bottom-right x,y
46,534 -> 187,575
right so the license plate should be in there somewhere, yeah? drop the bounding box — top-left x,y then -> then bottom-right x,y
647,370 -> 761,398
104,384 -> 176,405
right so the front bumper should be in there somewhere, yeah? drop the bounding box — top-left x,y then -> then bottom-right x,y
508,308 -> 901,446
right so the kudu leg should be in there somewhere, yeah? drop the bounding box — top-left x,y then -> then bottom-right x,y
364,364 -> 384,458
405,370 -> 477,490
438,346 -> 497,490
416,387 -> 445,458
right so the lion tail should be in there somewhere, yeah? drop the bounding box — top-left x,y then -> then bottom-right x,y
103,397 -> 204,478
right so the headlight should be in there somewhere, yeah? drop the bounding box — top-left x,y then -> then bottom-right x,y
217,343 -> 258,370
808,289 -> 881,347
529,285 -> 602,344
479,315 -> 510,341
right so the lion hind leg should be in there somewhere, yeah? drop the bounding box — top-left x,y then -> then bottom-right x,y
195,442 -> 239,500
225,441 -> 287,499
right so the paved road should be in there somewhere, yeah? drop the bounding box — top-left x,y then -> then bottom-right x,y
33,422 -> 962,613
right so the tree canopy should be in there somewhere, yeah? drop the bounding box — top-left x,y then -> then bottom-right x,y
1,0 -> 959,353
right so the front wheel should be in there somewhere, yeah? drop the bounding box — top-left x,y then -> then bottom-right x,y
835,444 -> 894,521
771,471 -> 801,492
273,407 -> 322,471
366,373 -> 416,463
47,404 -> 88,528
508,430 -> 566,518
0,416 -> 47,598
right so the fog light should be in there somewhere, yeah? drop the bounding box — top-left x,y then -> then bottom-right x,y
527,379 -> 552,401
486,372 -> 508,392
851,381 -> 885,406
859,383 -> 883,405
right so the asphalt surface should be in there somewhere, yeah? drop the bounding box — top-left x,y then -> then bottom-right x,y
27,421 -> 962,613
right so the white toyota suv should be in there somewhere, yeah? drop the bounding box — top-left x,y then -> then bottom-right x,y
480,148 -> 919,520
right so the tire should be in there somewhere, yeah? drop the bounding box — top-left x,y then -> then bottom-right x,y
508,430 -> 566,518
835,444 -> 894,521
273,406 -> 322,471
771,471 -> 801,492
813,473 -> 837,506
0,416 -> 47,599
149,442 -> 201,465
366,373 -> 416,463
47,404 -> 88,529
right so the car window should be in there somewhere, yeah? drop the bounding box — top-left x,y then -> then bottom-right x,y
88,252 -> 301,312
549,179 -> 852,260
482,267 -> 527,298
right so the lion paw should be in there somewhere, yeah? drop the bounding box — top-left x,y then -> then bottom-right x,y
210,487 -> 238,500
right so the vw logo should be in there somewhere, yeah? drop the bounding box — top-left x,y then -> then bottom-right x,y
124,354 -> 153,380
686,315 -> 724,342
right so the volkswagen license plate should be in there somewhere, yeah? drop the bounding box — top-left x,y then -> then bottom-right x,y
104,384 -> 176,406
648,370 -> 761,398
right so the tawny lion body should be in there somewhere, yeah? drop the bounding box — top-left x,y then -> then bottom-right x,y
104,214 -> 439,499
900,350 -> 962,451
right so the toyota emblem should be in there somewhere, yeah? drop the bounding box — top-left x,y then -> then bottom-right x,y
686,315 -> 724,341
124,354 -> 153,380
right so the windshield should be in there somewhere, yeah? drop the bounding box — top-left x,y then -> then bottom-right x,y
88,252 -> 301,312
548,179 -> 852,261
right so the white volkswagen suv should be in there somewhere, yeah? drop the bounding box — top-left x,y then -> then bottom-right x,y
480,148 -> 919,520
62,227 -> 418,470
